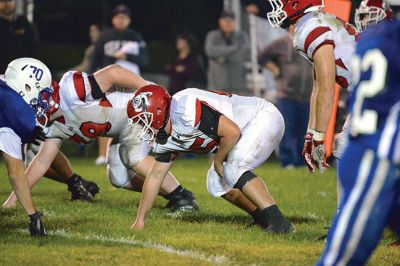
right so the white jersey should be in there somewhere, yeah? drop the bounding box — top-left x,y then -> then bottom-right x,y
294,12 -> 358,88
47,71 -> 133,143
153,88 -> 272,158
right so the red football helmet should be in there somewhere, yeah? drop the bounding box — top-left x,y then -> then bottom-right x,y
355,0 -> 393,31
126,85 -> 171,142
267,0 -> 325,28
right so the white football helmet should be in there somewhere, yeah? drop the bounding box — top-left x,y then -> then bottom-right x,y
5,58 -> 53,123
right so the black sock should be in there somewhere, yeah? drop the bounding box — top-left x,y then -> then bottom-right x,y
260,205 -> 286,226
164,185 -> 184,200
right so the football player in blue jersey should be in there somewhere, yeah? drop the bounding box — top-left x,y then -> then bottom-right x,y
0,57 -> 53,236
317,0 -> 400,264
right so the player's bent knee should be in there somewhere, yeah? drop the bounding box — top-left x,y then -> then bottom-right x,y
119,143 -> 146,169
107,164 -> 131,188
233,171 -> 257,191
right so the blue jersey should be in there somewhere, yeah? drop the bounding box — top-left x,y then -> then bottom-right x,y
0,80 -> 37,143
347,19 -> 400,164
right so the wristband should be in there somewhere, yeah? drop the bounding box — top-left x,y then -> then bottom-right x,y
313,131 -> 325,141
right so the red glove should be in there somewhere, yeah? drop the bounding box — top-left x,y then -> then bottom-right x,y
302,132 -> 316,172
311,139 -> 330,173
302,131 -> 330,173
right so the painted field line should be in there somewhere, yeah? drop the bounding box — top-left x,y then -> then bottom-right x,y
46,229 -> 229,265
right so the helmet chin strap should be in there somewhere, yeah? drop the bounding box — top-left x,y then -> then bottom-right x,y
36,116 -> 48,129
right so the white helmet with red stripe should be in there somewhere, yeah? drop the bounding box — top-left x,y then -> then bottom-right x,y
355,0 -> 393,31
267,0 -> 325,28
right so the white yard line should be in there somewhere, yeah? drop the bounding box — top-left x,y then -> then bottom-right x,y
45,229 -> 229,265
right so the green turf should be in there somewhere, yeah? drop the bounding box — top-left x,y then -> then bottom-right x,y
0,156 -> 399,265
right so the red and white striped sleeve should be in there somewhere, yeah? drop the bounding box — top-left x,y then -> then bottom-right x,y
297,23 -> 335,61
59,71 -> 96,110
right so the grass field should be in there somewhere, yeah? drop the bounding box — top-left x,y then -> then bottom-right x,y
0,155 -> 399,265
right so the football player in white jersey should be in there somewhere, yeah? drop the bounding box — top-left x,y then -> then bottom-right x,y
267,0 -> 358,172
354,0 -> 393,32
128,85 -> 293,233
3,64 -> 199,212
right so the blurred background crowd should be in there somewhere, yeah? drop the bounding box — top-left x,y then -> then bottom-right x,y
0,0 -> 361,168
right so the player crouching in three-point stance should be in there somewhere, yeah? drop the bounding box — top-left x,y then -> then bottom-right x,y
129,86 -> 293,233
0,58 -> 50,236
3,64 -> 198,213
317,0 -> 400,264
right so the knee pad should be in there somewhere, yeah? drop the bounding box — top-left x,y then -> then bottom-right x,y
119,142 -> 150,169
233,170 -> 257,191
107,143 -> 131,188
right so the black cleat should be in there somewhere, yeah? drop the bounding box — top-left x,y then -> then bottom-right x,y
79,176 -> 100,197
166,189 -> 200,212
264,219 -> 294,234
29,211 -> 46,237
68,175 -> 93,202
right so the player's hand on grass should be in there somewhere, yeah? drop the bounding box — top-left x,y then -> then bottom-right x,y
29,211 -> 46,237
214,160 -> 224,178
132,219 -> 144,230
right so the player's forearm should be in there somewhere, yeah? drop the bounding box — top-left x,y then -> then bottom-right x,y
135,173 -> 164,223
94,64 -> 147,93
8,173 -> 36,215
26,139 -> 62,188
314,83 -> 335,133
308,87 -> 317,130
214,135 -> 239,164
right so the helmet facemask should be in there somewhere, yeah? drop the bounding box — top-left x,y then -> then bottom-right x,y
267,0 -> 289,28
30,87 -> 55,128
355,5 -> 387,31
128,112 -> 155,143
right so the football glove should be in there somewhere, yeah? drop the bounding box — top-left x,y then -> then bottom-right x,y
29,210 -> 46,237
302,131 -> 316,172
311,139 -> 330,173
29,126 -> 47,146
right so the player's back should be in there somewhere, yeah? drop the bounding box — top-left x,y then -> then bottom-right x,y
348,19 -> 400,164
51,71 -> 132,143
172,88 -> 269,131
294,12 -> 358,88
0,80 -> 36,142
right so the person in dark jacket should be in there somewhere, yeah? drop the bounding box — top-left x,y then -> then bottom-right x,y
165,33 -> 204,95
0,0 -> 38,73
89,4 -> 148,75
89,4 -> 149,165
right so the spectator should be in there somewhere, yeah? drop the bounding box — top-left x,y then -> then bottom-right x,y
0,0 -> 38,73
258,34 -> 313,169
74,24 -> 102,72
205,10 -> 250,93
72,23 -> 102,158
164,33 -> 204,95
89,4 -> 148,165
89,4 -> 148,74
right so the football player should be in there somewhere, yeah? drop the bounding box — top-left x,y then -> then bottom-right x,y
317,0 -> 400,264
267,0 -> 358,173
354,0 -> 393,32
3,64 -> 199,212
129,86 -> 293,233
0,57 -> 50,236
